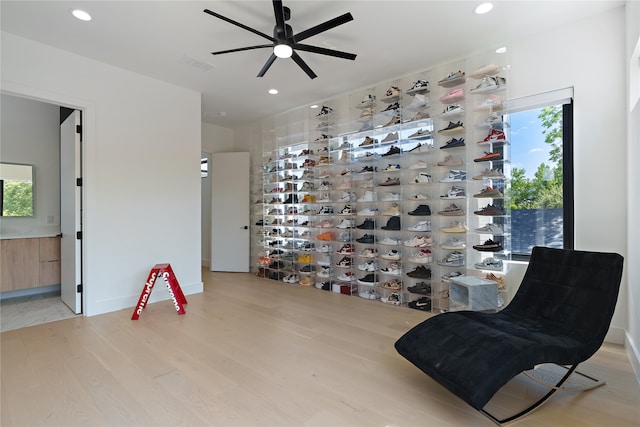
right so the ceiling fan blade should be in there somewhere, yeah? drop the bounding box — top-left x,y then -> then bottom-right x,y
257,53 -> 278,77
272,0 -> 286,32
204,9 -> 275,42
211,44 -> 273,55
291,52 -> 317,79
292,12 -> 353,43
293,43 -> 357,60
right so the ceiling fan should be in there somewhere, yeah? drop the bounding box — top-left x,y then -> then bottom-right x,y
203,1 -> 356,79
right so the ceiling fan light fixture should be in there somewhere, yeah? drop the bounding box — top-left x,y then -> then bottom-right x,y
273,44 -> 293,58
72,9 -> 92,21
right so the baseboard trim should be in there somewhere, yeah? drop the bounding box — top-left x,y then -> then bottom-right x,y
626,332 -> 640,386
604,326 -> 625,345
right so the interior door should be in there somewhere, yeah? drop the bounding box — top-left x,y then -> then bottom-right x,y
211,152 -> 250,272
60,110 -> 82,313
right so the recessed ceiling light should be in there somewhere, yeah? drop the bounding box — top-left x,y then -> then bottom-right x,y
475,2 -> 493,14
496,46 -> 507,54
268,89 -> 278,95
72,9 -> 92,21
310,105 -> 319,109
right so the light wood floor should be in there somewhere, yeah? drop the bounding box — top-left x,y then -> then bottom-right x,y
1,271 -> 639,427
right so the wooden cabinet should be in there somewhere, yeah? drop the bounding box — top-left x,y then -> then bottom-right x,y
0,237 -> 61,292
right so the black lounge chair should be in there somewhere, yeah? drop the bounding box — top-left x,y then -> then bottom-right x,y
395,246 -> 624,424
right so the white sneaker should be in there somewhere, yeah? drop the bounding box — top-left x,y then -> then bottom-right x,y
440,185 -> 466,199
475,223 -> 504,235
404,93 -> 430,111
408,249 -> 433,264
380,262 -> 402,275
338,205 -> 353,215
440,221 -> 468,233
441,238 -> 467,250
337,272 -> 356,281
440,170 -> 467,183
336,219 -> 355,229
408,193 -> 429,200
358,260 -> 378,272
409,160 -> 428,169
414,173 -> 432,183
475,257 -> 503,271
380,237 -> 400,246
316,256 -> 331,266
404,235 -> 433,247
359,248 -> 378,258
438,251 -> 465,267
382,192 -> 401,201
339,191 -> 357,202
358,207 -> 379,216
408,220 -> 431,232
317,267 -> 332,277
316,244 -> 333,253
357,190 -> 377,202
380,249 -> 401,260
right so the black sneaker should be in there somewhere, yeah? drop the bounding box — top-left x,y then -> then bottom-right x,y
408,204 -> 432,216
356,218 -> 376,229
407,266 -> 432,279
381,145 -> 401,157
407,281 -> 432,295
472,239 -> 503,252
440,138 -> 465,149
357,273 -> 379,285
381,216 -> 401,230
300,265 -> 316,273
355,234 -> 375,244
409,297 -> 432,311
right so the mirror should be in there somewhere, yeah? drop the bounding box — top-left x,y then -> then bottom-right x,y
0,163 -> 34,217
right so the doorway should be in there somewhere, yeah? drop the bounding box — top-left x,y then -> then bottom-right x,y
0,94 -> 84,327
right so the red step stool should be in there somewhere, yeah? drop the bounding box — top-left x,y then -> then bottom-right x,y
131,263 -> 187,320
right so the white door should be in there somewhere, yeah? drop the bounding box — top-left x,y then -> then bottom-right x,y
60,110 -> 82,313
211,152 -> 250,272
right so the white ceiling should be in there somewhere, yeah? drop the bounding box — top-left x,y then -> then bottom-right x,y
1,1 -> 622,129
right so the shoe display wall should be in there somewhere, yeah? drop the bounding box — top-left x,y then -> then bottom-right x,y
252,52 -> 511,313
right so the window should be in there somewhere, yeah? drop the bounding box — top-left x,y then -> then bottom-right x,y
506,97 -> 574,260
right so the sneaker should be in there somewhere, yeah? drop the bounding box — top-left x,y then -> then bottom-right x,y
356,218 -> 376,229
440,169 -> 467,182
358,94 -> 376,107
381,132 -> 399,143
404,235 -> 433,248
474,204 -> 506,216
381,146 -> 401,157
337,272 -> 357,282
382,192 -> 401,201
441,238 -> 466,250
438,70 -> 465,86
381,216 -> 401,230
473,169 -> 506,180
409,160 -> 427,169
408,249 -> 433,263
406,266 -> 432,279
359,288 -> 378,300
283,273 -> 299,284
408,193 -> 429,200
383,115 -> 401,127
336,219 -> 355,229
338,205 -> 353,215
357,273 -> 379,285
470,76 -> 500,93
316,244 -> 333,253
383,86 -> 402,99
406,79 -> 430,93
357,207 -> 379,216
336,256 -> 353,267
408,204 -> 431,216
381,292 -> 401,305
359,247 -> 378,258
380,237 -> 400,246
339,191 -> 357,202
357,190 -> 377,202
300,242 -> 316,251
318,206 -> 334,215
383,164 -> 401,172
414,173 -> 432,184
358,260 -> 378,272
477,94 -> 504,109
358,178 -> 374,188
358,165 -> 376,174
441,271 -> 464,282
474,223 -> 504,235
407,143 -> 430,153
315,105 -> 334,117
337,244 -> 355,254
474,151 -> 503,162
440,221 -> 468,233
469,64 -> 500,78
299,265 -> 316,273
379,177 -> 400,186
336,181 -> 353,190
438,251 -> 465,267
317,256 -> 331,266
441,104 -> 464,116
473,187 -> 503,198
315,280 -> 332,290
316,219 -> 333,228
408,297 -> 432,311
440,185 -> 466,199
298,253 -> 313,263
407,220 -> 431,232
355,234 -> 375,244
408,110 -> 431,122
473,239 -> 503,252
440,138 -> 465,149
359,136 -> 377,147
404,93 -> 429,110
438,203 -> 465,216
408,129 -> 432,139
439,88 -> 465,104
380,279 -> 402,290
299,277 -> 313,286
475,257 -> 503,271
407,282 -> 431,295
485,272 -> 506,290
380,261 -> 402,275
380,101 -> 400,114
380,249 -> 401,260
381,203 -> 401,216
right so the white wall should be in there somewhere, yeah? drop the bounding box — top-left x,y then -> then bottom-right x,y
0,94 -> 60,236
201,122 -> 235,266
1,32 -> 203,316
625,0 -> 640,380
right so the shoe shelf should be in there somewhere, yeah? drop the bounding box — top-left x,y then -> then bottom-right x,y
254,55 -> 512,311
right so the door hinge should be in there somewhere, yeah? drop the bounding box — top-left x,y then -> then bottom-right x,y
76,177 -> 82,186
76,124 -> 82,134
77,284 -> 83,293
76,231 -> 82,239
